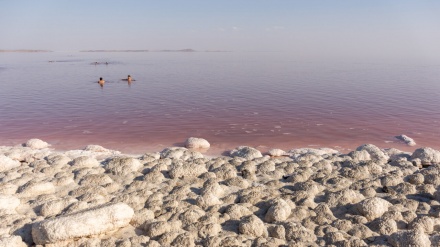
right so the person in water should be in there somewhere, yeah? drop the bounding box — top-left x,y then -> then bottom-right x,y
122,75 -> 133,82
98,77 -> 105,84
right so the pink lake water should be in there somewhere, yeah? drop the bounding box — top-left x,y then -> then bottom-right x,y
0,52 -> 439,155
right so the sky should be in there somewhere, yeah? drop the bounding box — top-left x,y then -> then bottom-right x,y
1,0 -> 440,61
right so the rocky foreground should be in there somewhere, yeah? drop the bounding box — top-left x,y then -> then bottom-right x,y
1,139 -> 440,246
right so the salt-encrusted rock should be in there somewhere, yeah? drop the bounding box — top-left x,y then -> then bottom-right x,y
32,202 -> 134,244
168,160 -> 208,179
408,216 -> 434,234
79,174 -> 113,186
267,149 -> 286,157
225,204 -> 253,220
144,221 -> 182,238
172,232 -> 195,247
407,173 -> 424,185
24,138 -> 49,149
288,147 -> 339,157
160,147 -> 204,160
70,156 -> 100,168
198,223 -> 222,238
357,197 -> 391,221
184,137 -> 210,149
388,229 -> 431,247
411,147 -> 440,165
18,181 -> 55,197
395,134 -> 416,146
0,155 -> 21,172
0,235 -> 27,247
40,197 -> 78,217
0,183 -> 18,195
239,215 -> 267,237
229,146 -> 263,160
356,144 -> 389,163
284,222 -> 317,243
104,157 -> 142,175
265,198 -> 291,223
348,150 -> 371,162
0,195 -> 20,214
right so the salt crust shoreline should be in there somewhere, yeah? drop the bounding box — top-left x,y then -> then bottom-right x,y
1,139 -> 440,246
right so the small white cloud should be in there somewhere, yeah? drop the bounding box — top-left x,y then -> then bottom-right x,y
232,26 -> 240,31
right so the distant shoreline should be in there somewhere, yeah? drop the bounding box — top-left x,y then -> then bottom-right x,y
0,49 -> 231,53
0,49 -> 52,53
79,49 -> 231,52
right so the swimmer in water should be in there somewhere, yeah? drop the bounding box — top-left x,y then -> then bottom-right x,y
122,75 -> 135,82
98,77 -> 105,84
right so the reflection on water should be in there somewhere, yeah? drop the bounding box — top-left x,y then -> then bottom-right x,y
0,52 -> 439,155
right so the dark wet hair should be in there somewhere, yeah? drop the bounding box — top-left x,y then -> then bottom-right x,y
100,77 -> 103,80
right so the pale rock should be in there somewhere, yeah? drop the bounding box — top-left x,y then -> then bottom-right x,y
172,232 -> 195,247
357,197 -> 391,221
179,207 -> 206,226
288,147 -> 339,157
0,195 -> 20,214
79,174 -> 113,186
395,134 -> 416,146
18,181 -> 55,197
198,222 -> 221,238
356,144 -> 389,163
284,222 -> 317,243
70,156 -> 100,168
229,146 -> 263,160
105,157 -> 142,175
196,192 -> 222,208
267,149 -> 286,157
239,215 -> 267,237
388,229 -> 431,247
32,202 -> 134,244
265,198 -> 291,223
349,150 -> 371,162
184,137 -> 210,149
160,147 -> 203,160
168,160 -> 208,179
0,235 -> 27,247
0,183 -> 18,195
408,216 -> 434,234
130,208 -> 155,227
144,221 -> 182,238
411,147 -> 440,165
40,197 -> 78,217
268,225 -> 285,240
225,204 -> 253,220
24,139 -> 49,149
0,155 -> 21,172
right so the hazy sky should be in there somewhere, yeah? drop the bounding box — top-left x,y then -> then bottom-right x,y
1,0 -> 440,60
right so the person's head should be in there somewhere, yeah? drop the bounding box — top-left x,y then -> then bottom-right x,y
128,75 -> 131,78
100,77 -> 103,80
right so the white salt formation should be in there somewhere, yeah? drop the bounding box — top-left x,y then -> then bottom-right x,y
184,137 -> 210,150
1,140 -> 440,246
396,134 -> 416,146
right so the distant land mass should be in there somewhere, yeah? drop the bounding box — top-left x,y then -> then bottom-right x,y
0,49 -> 52,52
80,49 -> 230,53
80,50 -> 150,52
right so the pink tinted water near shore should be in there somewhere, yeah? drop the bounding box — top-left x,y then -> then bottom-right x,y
0,52 -> 439,155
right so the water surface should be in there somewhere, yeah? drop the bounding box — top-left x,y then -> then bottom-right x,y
0,52 -> 439,155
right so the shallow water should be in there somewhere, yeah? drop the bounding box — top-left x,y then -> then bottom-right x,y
0,51 -> 439,155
